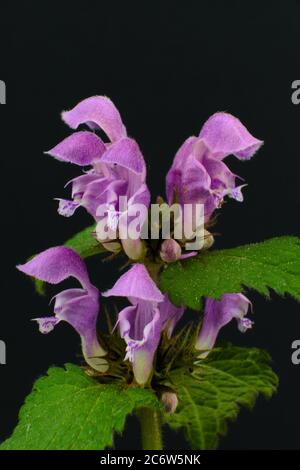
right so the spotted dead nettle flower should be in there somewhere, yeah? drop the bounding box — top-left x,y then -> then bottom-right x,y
47,96 -> 150,261
166,112 -> 263,225
18,246 -> 108,372
196,293 -> 253,358
103,264 -> 184,385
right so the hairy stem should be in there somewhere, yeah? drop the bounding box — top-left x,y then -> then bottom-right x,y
137,407 -> 163,450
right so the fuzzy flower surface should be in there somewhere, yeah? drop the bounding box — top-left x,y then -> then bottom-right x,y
103,264 -> 184,384
47,96 -> 150,260
17,96 -> 263,388
18,246 -> 108,372
166,112 -> 263,225
196,293 -> 253,357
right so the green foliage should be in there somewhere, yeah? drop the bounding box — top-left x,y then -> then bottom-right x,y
64,224 -> 105,258
160,236 -> 300,309
165,345 -> 278,449
0,364 -> 159,450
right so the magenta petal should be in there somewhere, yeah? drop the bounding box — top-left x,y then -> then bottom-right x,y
166,136 -> 198,204
169,136 -> 198,172
179,251 -> 198,260
56,199 -> 80,217
46,131 -> 106,166
229,184 -> 247,202
180,154 -> 212,203
120,183 -> 150,259
127,182 -> 151,215
33,316 -> 60,334
67,173 -> 108,218
103,264 -> 164,303
84,178 -> 127,220
17,246 -> 91,291
159,295 -> 185,337
196,293 -> 252,356
199,112 -> 263,160
203,156 -> 236,192
61,96 -> 127,143
101,138 -> 146,176
53,287 -> 107,368
118,304 -> 162,385
69,173 -> 102,197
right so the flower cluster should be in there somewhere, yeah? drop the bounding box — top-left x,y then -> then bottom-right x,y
18,96 -> 262,385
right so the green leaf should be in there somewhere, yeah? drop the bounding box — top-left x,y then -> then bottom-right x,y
0,364 -> 159,450
165,345 -> 278,449
33,225 -> 106,295
160,236 -> 300,309
64,224 -> 106,258
34,278 -> 47,296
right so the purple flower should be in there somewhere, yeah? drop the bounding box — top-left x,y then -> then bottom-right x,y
46,96 -> 150,260
17,246 -> 108,372
166,113 -> 263,224
195,293 -> 253,357
103,264 -> 184,384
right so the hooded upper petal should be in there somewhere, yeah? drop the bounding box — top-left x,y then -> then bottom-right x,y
103,264 -> 164,303
101,137 -> 146,177
199,112 -> 263,160
196,293 -> 252,357
62,96 -> 127,142
17,246 -> 91,290
46,131 -> 106,166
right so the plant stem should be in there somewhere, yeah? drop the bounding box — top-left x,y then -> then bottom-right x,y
137,407 -> 163,450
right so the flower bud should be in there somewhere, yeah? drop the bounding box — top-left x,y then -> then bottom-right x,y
122,238 -> 147,261
101,241 -> 122,253
203,229 -> 214,250
161,392 -> 178,414
160,239 -> 182,263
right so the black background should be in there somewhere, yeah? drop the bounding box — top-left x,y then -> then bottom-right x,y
1,0 -> 300,450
